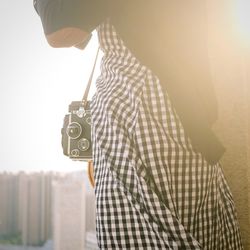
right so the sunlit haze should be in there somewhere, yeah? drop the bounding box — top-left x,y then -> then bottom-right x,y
232,0 -> 250,46
1,1 -> 249,173
0,1 -> 100,172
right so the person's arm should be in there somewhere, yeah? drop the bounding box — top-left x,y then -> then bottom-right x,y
33,0 -> 108,49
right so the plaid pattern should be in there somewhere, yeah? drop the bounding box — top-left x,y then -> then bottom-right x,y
91,20 -> 243,249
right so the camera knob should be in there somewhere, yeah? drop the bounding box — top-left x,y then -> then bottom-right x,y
71,149 -> 80,157
78,138 -> 90,151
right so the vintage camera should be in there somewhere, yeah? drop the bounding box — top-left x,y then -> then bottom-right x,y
61,101 -> 92,161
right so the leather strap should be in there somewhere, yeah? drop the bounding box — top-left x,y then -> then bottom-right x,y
87,160 -> 95,188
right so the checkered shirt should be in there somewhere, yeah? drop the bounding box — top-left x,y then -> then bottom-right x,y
91,20 -> 243,249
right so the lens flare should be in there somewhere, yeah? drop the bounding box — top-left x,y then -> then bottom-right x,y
233,0 -> 250,44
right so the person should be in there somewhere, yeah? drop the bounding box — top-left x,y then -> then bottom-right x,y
34,1 -> 243,249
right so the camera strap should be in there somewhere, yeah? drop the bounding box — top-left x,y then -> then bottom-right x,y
81,47 -> 100,107
82,47 -> 100,186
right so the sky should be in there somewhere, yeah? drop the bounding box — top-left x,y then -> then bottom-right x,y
0,1 -> 100,172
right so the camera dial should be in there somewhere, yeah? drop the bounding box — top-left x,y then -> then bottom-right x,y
78,138 -> 90,151
67,122 -> 82,139
71,149 -> 80,157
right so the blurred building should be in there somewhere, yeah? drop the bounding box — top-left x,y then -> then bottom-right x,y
0,173 -> 19,237
85,231 -> 98,250
52,174 -> 86,250
19,172 -> 59,246
0,172 -> 62,246
52,171 -> 97,250
0,170 -> 97,249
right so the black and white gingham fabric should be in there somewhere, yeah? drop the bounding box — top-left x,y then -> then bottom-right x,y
91,20 -> 243,249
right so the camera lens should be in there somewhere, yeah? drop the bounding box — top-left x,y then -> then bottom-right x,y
78,138 -> 90,151
67,122 -> 82,139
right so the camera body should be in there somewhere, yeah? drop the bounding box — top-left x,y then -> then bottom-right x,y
61,101 -> 92,161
